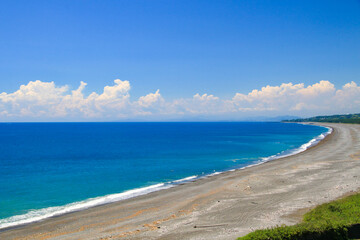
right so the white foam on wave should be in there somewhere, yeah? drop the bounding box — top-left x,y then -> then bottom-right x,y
172,175 -> 198,183
207,171 -> 221,177
261,126 -> 332,162
0,176 -> 198,230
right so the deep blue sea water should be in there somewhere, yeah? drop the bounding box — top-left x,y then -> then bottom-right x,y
0,122 -> 329,228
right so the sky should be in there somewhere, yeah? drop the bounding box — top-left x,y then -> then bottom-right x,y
0,0 -> 359,121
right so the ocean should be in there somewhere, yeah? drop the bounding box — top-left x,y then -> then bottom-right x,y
0,122 -> 330,229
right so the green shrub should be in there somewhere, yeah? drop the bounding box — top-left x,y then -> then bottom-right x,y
238,223 -> 348,240
238,193 -> 360,240
303,193 -> 360,226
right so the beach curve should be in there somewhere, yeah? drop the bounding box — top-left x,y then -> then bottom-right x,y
1,122 -> 359,240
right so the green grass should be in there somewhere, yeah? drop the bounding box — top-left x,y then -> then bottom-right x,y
303,193 -> 360,225
238,193 -> 360,240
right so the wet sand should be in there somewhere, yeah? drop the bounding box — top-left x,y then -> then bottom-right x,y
1,123 -> 360,240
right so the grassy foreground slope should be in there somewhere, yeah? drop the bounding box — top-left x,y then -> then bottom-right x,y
238,193 -> 360,240
283,113 -> 360,124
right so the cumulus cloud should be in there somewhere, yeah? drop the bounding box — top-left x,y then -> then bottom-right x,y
232,80 -> 338,113
193,93 -> 219,101
0,80 -> 67,104
334,81 -> 360,109
0,79 -> 359,121
297,80 -> 335,97
0,79 -> 133,119
0,80 -> 68,117
137,90 -> 162,107
233,82 -> 303,111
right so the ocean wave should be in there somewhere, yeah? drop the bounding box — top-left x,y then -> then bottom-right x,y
0,176 -> 198,230
0,126 -> 332,230
261,126 -> 332,162
171,175 -> 198,183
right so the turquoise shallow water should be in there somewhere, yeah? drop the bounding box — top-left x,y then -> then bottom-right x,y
0,122 -> 328,228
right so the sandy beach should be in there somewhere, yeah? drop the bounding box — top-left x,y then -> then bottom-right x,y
1,123 -> 360,240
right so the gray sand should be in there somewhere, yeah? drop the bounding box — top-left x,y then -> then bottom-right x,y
1,123 -> 360,240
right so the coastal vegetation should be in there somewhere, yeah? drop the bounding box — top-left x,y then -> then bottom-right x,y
283,113 -> 360,124
238,192 -> 360,240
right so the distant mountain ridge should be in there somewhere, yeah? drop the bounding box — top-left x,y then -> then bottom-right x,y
283,113 -> 360,124
239,115 -> 301,122
114,115 -> 301,122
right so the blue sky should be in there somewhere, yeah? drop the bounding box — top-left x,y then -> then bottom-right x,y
0,0 -> 359,121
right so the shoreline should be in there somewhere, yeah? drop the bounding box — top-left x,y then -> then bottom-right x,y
0,123 -> 330,231
1,123 -> 359,239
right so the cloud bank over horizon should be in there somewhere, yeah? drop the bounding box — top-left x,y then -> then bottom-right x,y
0,79 -> 359,121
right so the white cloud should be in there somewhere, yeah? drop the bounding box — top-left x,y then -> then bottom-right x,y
193,93 -> 219,101
137,89 -> 162,107
232,81 -> 338,113
297,80 -> 335,97
0,79 -> 132,119
0,79 -> 358,121
334,81 -> 360,110
0,80 -> 68,117
0,80 -> 67,104
233,83 -> 303,111
96,79 -> 130,101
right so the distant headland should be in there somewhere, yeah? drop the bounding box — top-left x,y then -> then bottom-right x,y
283,113 -> 360,124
